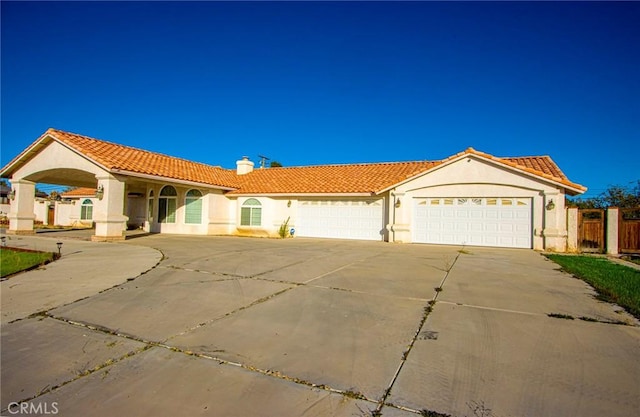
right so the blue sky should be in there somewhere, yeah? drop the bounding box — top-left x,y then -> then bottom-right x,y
1,1 -> 638,198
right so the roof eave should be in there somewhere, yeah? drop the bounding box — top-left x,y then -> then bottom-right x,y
110,169 -> 238,191
0,131 -> 54,178
227,192 -> 377,198
377,152 -> 587,196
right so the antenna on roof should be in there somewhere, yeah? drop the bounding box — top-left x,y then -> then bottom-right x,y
258,154 -> 270,169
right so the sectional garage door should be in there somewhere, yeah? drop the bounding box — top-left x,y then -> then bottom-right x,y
413,197 -> 532,248
297,199 -> 384,240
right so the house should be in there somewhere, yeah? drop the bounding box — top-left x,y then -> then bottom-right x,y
1,128 -> 586,251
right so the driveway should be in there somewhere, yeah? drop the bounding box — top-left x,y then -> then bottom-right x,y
1,235 -> 639,417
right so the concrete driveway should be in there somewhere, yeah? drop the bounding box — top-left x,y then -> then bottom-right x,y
1,235 -> 639,417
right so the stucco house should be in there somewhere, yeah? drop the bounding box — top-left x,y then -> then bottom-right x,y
1,128 -> 586,251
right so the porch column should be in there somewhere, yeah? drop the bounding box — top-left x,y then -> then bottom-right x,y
7,179 -> 36,235
390,191 -> 410,242
92,175 -> 128,242
606,207 -> 619,255
566,207 -> 579,252
542,192 -> 568,252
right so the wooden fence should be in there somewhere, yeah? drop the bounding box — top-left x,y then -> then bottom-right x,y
619,208 -> 640,254
578,209 -> 605,253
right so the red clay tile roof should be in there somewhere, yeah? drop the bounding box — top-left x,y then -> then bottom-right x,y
231,149 -> 585,195
2,129 -> 585,195
61,187 -> 96,197
48,129 -> 240,188
231,161 -> 441,195
2,129 -> 239,189
449,147 -> 585,191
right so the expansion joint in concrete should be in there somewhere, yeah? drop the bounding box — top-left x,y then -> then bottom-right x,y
373,247 -> 464,414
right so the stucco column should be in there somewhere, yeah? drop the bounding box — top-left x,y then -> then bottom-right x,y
7,179 -> 36,235
606,207 -> 619,255
390,191 -> 410,242
566,207 -> 579,252
92,175 -> 128,242
542,192 -> 567,252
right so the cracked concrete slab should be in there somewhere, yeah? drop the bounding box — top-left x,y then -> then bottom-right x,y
441,248 -> 638,324
1,317 -> 146,410
389,303 -> 640,417
310,253 -> 447,299
170,285 -> 427,401
1,236 -> 162,324
50,268 -> 292,342
2,235 -> 638,416
32,347 -> 373,417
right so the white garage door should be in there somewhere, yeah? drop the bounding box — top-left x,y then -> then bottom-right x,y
413,197 -> 532,248
297,199 -> 384,241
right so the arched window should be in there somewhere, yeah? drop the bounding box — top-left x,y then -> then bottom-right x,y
80,199 -> 93,220
158,186 -> 177,223
240,198 -> 262,226
185,189 -> 202,224
147,190 -> 154,222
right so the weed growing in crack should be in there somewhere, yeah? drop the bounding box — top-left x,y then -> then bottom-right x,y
421,409 -> 452,417
548,313 -> 574,320
342,389 -> 366,400
434,286 -> 443,293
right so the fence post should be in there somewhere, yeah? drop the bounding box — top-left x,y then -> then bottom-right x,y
606,207 -> 619,255
566,207 -> 579,252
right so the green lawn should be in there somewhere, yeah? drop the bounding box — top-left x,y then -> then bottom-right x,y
0,248 -> 55,278
546,254 -> 640,319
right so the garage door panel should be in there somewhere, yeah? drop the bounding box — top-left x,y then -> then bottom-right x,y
413,197 -> 532,249
298,199 -> 383,241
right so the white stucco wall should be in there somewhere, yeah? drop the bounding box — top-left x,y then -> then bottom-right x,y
33,200 -> 49,224
207,192 -> 235,235
233,196 -> 291,238
145,184 -> 229,235
12,141 -> 107,184
55,201 -> 76,226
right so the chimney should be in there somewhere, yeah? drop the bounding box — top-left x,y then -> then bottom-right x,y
236,156 -> 254,175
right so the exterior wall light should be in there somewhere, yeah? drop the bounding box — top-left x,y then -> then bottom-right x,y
395,198 -> 401,208
95,185 -> 104,200
8,189 -> 15,200
546,199 -> 555,211
287,200 -> 291,208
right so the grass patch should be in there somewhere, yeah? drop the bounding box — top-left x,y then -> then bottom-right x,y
546,254 -> 640,319
1,248 -> 55,278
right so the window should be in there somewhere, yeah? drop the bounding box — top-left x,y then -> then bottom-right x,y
147,190 -> 154,222
185,189 -> 202,224
240,198 -> 262,226
158,186 -> 177,223
80,199 -> 93,220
